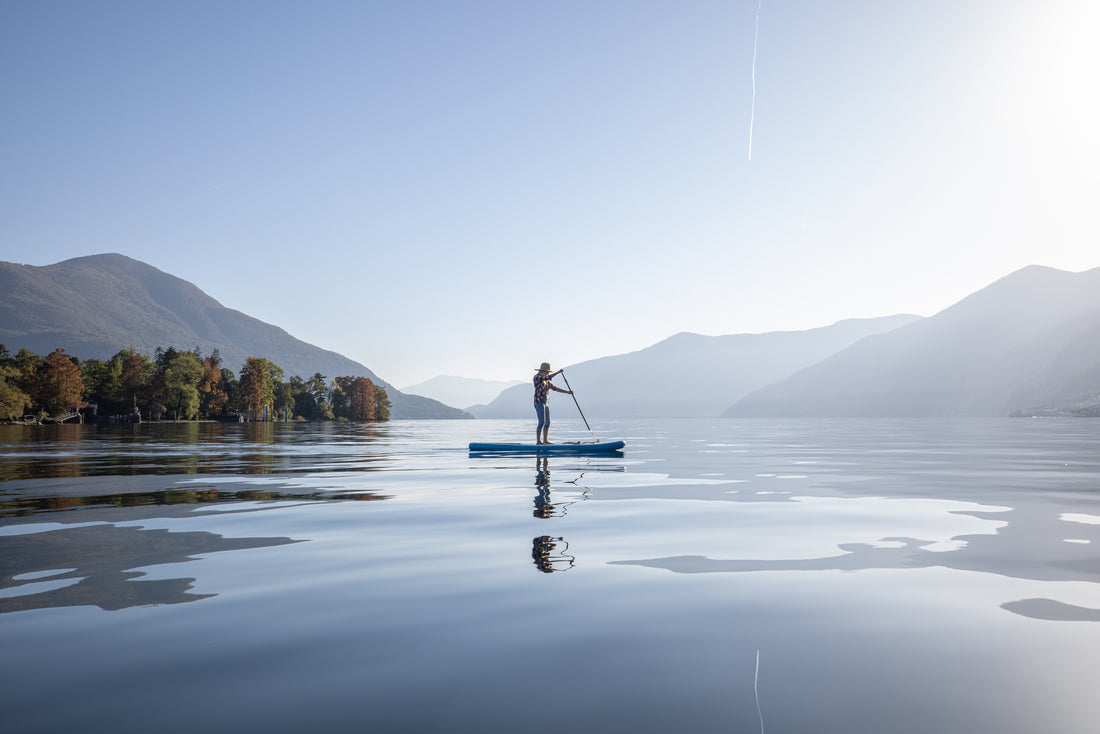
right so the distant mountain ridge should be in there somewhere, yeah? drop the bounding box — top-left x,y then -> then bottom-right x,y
400,375 -> 524,410
725,265 -> 1100,417
0,254 -> 468,419
469,315 -> 922,418
8,256 -> 1095,420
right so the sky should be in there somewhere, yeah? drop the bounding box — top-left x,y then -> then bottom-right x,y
2,0 -> 1097,387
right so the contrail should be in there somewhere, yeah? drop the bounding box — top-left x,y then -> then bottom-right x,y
748,0 -> 763,162
754,649 -> 765,733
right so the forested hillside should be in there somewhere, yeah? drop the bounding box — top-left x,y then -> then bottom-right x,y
0,254 -> 468,419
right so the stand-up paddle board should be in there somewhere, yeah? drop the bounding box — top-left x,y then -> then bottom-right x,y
469,440 -> 625,454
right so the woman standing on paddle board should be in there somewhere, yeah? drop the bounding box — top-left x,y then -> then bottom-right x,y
533,362 -> 572,445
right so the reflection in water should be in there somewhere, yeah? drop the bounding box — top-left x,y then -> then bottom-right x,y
1000,598 -> 1100,622
532,535 -> 575,573
610,502 -> 1100,623
530,457 -> 586,572
526,458 -> 623,571
610,505 -> 1100,585
754,649 -> 765,734
0,422 -> 391,480
534,457 -> 553,518
1,487 -> 389,519
0,523 -> 302,613
532,457 -> 590,519
2,419 -> 1100,732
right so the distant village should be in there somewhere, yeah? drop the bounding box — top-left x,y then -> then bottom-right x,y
0,345 -> 390,424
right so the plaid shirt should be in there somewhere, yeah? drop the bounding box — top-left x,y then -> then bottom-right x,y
533,373 -> 554,404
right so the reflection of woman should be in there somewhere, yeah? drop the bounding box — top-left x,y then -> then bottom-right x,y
534,457 -> 552,518
530,457 -> 578,571
531,535 -> 574,573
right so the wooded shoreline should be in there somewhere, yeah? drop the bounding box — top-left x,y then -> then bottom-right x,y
0,344 -> 390,424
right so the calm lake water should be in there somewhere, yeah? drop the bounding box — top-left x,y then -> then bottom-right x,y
2,417 -> 1099,733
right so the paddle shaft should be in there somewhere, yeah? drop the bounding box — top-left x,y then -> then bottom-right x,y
559,371 -> 593,435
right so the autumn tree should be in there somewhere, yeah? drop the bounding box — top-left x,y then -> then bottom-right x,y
34,349 -> 86,416
238,357 -> 284,419
77,348 -> 155,417
118,348 -> 155,414
351,376 -> 376,421
332,376 -> 388,421
199,350 -> 228,418
332,376 -> 371,420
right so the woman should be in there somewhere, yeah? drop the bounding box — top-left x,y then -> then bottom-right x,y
533,362 -> 572,445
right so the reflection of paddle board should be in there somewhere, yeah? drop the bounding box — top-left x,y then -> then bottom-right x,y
468,440 -> 625,454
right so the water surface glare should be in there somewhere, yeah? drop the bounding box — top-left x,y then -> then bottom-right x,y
2,418 -> 1100,733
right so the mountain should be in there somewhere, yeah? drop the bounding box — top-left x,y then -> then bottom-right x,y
724,265 -> 1100,417
400,375 -> 524,410
468,315 -> 921,419
0,254 -> 469,419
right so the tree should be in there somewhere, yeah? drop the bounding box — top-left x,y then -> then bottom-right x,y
288,375 -> 309,418
13,348 -> 41,396
80,357 -> 110,399
306,373 -> 329,419
154,346 -> 180,374
333,376 -> 375,420
352,376 -> 376,421
332,376 -> 388,421
220,367 -> 240,414
34,349 -> 86,416
163,350 -> 203,420
274,380 -> 294,422
0,345 -> 32,420
374,386 -> 391,422
199,351 -> 228,418
0,377 -> 31,420
118,348 -> 155,414
238,357 -> 284,420
329,379 -> 348,419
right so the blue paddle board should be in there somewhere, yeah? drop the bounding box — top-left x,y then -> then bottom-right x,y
469,440 -> 625,454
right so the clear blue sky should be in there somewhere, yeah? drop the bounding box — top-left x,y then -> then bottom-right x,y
2,0 -> 1097,386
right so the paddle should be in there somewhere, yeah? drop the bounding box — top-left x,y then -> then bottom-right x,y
559,370 -> 596,440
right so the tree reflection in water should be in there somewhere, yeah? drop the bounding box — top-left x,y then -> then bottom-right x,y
1,487 -> 389,519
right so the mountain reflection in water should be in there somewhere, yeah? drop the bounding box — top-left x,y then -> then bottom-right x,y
0,483 -> 385,614
0,523 -> 302,613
